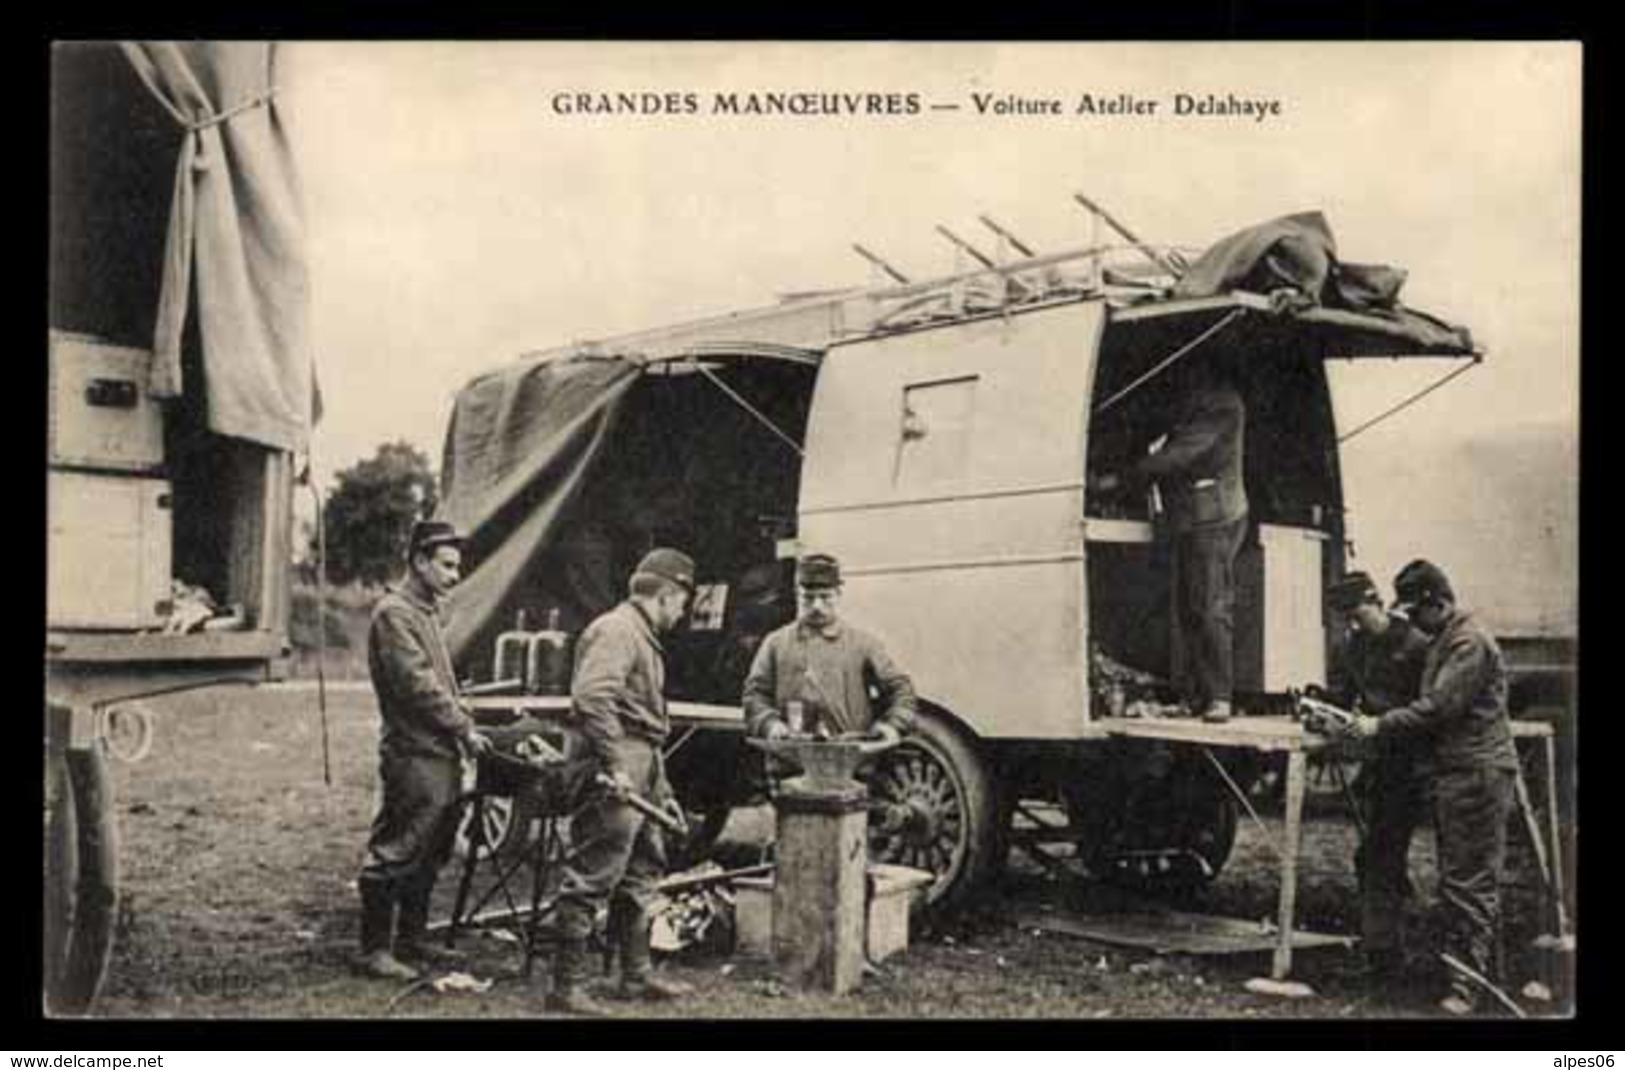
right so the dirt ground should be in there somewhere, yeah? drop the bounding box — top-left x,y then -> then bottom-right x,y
84,684 -> 1572,1021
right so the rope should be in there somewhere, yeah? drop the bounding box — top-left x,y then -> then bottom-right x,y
1199,745 -> 1282,862
124,48 -> 278,134
1092,308 -> 1246,417
1337,359 -> 1478,444
686,358 -> 805,458
306,472 -> 333,789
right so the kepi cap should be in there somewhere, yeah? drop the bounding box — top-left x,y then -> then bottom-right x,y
409,519 -> 465,557
796,553 -> 842,590
1326,571 -> 1380,613
635,547 -> 696,592
1392,558 -> 1454,608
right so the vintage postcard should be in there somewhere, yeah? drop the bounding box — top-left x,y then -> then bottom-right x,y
46,41 -> 1578,1022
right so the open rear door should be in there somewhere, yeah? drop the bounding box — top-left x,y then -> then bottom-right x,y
798,301 -> 1104,739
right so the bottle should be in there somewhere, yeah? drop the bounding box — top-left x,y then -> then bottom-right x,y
492,608 -> 531,689
527,607 -> 575,695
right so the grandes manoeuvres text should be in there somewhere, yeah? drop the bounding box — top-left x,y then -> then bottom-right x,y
549,90 -> 1286,123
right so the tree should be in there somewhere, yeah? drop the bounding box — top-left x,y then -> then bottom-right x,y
317,441 -> 439,588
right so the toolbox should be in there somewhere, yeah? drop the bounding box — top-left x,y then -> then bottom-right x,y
47,470 -> 173,629
48,331 -> 166,473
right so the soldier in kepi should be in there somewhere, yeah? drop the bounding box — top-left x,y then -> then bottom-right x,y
1345,559 -> 1520,1016
547,547 -> 698,1015
1324,570 -> 1431,981
743,552 -> 916,743
1097,357 -> 1248,723
356,520 -> 493,981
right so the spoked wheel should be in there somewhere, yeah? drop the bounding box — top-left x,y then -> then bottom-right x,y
1064,745 -> 1241,893
865,711 -> 1000,913
454,794 -> 523,861
44,742 -> 119,1016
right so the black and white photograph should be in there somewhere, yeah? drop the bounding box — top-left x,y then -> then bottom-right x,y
44,40 -> 1579,1023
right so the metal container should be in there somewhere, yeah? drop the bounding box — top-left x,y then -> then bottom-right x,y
525,608 -> 574,695
491,609 -> 532,687
49,332 -> 165,474
47,470 -> 172,629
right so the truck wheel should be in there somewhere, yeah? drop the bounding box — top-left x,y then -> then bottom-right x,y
1064,752 -> 1240,892
44,744 -> 119,1016
866,710 -> 1001,913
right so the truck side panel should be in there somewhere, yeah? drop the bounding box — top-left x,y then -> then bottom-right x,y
798,301 -> 1103,739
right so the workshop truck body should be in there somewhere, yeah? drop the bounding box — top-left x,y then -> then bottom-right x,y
440,236 -> 1479,910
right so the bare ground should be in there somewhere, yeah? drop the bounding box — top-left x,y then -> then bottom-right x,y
86,685 -> 1572,1020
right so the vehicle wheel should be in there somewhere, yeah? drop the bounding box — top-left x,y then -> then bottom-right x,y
44,744 -> 119,1016
865,710 -> 1001,913
453,794 -> 525,861
1064,748 -> 1240,892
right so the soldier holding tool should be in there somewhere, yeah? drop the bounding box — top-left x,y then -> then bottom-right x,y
743,553 -> 916,743
356,520 -> 493,981
1324,570 -> 1431,981
1344,559 -> 1519,1016
547,548 -> 698,1015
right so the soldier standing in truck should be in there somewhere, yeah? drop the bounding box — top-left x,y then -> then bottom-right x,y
1100,358 -> 1249,723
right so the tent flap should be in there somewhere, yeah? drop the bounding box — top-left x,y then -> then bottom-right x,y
438,354 -> 642,661
122,41 -> 314,452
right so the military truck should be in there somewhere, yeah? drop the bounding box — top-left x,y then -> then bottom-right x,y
437,211 -> 1488,913
46,42 -> 312,1013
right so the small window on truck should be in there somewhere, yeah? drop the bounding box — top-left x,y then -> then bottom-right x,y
894,375 -> 978,488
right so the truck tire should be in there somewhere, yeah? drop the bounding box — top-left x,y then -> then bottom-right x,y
1064,748 -> 1239,893
866,709 -> 1001,913
44,744 -> 119,1016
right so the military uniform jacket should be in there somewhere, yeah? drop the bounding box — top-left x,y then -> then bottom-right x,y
1376,608 -> 1518,773
368,585 -> 476,761
1329,614 -> 1431,715
571,601 -> 670,774
742,619 -> 917,738
1134,383 -> 1249,533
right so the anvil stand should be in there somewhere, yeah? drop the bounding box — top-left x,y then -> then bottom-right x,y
748,736 -> 896,995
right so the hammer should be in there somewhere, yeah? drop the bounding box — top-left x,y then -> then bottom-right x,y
594,772 -> 689,836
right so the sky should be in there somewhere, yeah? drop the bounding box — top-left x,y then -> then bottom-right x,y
276,41 -> 1579,630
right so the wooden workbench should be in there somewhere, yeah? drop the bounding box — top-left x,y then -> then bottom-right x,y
1090,712 -> 1560,980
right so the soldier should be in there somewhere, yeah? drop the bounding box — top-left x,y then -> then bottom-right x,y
743,552 -> 916,742
548,547 -> 697,1015
1099,358 -> 1248,722
1347,559 -> 1519,1015
1324,570 -> 1431,980
356,519 -> 493,981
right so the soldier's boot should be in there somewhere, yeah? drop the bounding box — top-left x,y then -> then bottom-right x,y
614,907 -> 693,1002
394,873 -> 464,967
1201,699 -> 1234,724
544,937 -> 609,1016
353,879 -> 420,981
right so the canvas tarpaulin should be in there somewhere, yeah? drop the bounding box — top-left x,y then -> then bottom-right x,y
122,41 -> 315,452
438,354 -> 643,662
1172,211 -> 1474,354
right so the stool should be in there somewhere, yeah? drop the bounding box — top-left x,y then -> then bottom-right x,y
445,748 -> 591,979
